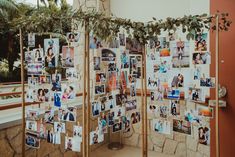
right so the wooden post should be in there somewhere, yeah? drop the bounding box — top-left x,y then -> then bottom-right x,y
20,29 -> 25,157
215,14 -> 220,157
84,19 -> 91,157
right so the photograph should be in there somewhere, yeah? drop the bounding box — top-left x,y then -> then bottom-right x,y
92,101 -> 101,117
107,95 -> 116,109
67,32 -> 80,43
28,33 -> 35,47
154,58 -> 171,73
26,88 -> 36,102
62,84 -> 76,100
65,136 -> 81,152
131,112 -> 141,124
197,105 -> 213,118
152,119 -> 171,135
150,91 -> 155,101
26,108 -> 39,120
130,79 -> 136,97
149,104 -> 157,114
59,107 -> 77,122
173,119 -> 192,135
27,62 -> 43,75
159,103 -> 169,118
129,55 -> 142,78
112,121 -> 123,133
73,125 -> 82,142
125,100 -> 137,111
109,38 -> 120,48
100,96 -> 108,112
159,37 -> 170,57
115,106 -> 125,119
170,100 -> 180,116
54,122 -> 66,133
121,50 -> 129,69
126,37 -> 142,54
39,75 -> 51,84
195,33 -> 208,51
184,110 -> 198,123
108,63 -> 117,72
188,87 -> 205,102
167,89 -> 180,99
115,94 -> 127,106
108,72 -> 117,91
123,116 -> 131,133
51,72 -> 62,91
101,48 -> 116,62
94,84 -> 105,95
54,92 -> 62,107
37,118 -> 46,139
96,72 -> 106,83
93,57 -> 101,70
66,68 -> 79,80
193,67 -> 202,80
171,41 -> 190,68
192,52 -> 211,64
61,46 -> 74,68
37,88 -> 50,102
44,109 -> 55,123
200,76 -> 215,87
170,73 -> 184,87
108,111 -> 115,126
46,128 -> 61,144
33,48 -> 44,63
44,38 -> 59,68
26,120 -> 37,132
119,33 -> 125,46
25,131 -> 40,149
90,36 -> 103,49
25,50 -> 34,63
198,126 -> 210,145
90,130 -> 104,145
98,114 -> 108,134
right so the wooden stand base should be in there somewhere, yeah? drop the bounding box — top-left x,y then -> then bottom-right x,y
108,142 -> 124,150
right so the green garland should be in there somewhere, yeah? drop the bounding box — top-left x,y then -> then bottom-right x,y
14,7 -> 231,44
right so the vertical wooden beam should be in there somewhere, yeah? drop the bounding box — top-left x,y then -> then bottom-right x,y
215,14 -> 220,157
20,29 -> 25,157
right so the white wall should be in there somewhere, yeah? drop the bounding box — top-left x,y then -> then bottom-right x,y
110,0 -> 209,22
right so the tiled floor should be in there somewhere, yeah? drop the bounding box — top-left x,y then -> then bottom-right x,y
91,145 -> 174,157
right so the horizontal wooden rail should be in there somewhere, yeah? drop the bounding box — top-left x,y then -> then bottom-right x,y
0,92 -> 22,97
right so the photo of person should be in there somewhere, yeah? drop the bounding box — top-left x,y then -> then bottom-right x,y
26,120 -> 37,132
37,118 -> 46,139
44,109 -> 55,123
25,131 -> 40,149
170,100 -> 180,116
200,76 -> 215,87
171,73 -> 184,87
27,62 -> 43,75
198,126 -> 210,145
112,121 -> 123,133
37,88 -> 50,102
197,105 -> 213,118
195,33 -> 208,51
51,71 -> 62,91
123,116 -> 131,133
62,46 -> 74,68
90,129 -> 104,145
131,112 -> 141,124
121,50 -> 129,69
167,89 -> 180,99
65,135 -> 81,152
95,84 -> 105,95
172,40 -> 190,68
159,103 -> 169,118
152,119 -> 171,135
66,68 -> 79,80
159,37 -> 170,57
98,114 -> 108,134
184,110 -> 198,123
33,48 -> 44,63
96,73 -> 106,83
109,38 -> 120,48
154,58 -> 171,73
90,36 -> 103,49
44,39 -> 59,68
59,107 -> 77,122
93,57 -> 101,70
101,48 -> 116,62
28,76 -> 38,87
107,95 -> 116,109
108,111 -> 115,126
126,100 -> 137,111
193,67 -> 201,80
39,75 -> 51,84
126,37 -> 142,54
173,119 -> 192,135
46,128 -> 61,144
130,78 -> 136,97
108,72 -> 117,91
118,33 -> 125,46
129,55 -> 142,78
62,84 -> 76,100
192,52 -> 211,64
54,122 -> 66,133
115,106 -> 125,119
92,101 -> 101,117
28,33 -> 35,47
25,50 -> 34,63
149,104 -> 157,114
108,63 -> 117,72
54,92 -> 62,107
73,125 -> 82,142
188,87 -> 205,102
26,88 -> 36,102
26,109 -> 39,120
67,32 -> 80,43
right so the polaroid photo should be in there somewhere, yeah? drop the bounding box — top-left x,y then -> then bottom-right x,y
66,68 -> 79,80
92,101 -> 101,117
131,112 -> 141,124
112,121 -> 123,133
200,77 -> 215,88
115,94 -> 127,106
73,125 -> 82,142
59,107 -> 77,122
44,38 -> 59,68
129,55 -> 142,78
108,63 -> 117,72
65,136 -> 81,152
107,95 -> 116,109
46,128 -> 61,144
147,48 -> 157,60
154,57 -> 171,73
158,37 -> 170,57
109,38 -> 120,48
167,89 -> 180,99
98,115 -> 108,134
198,126 -> 210,145
130,80 -> 136,97
171,41 -> 190,68
192,52 -> 211,65
33,48 -> 44,63
90,130 -> 104,145
26,120 -> 37,132
37,88 -> 51,102
54,122 -> 66,133
125,99 -> 137,111
195,33 -> 208,51
114,106 -> 125,119
149,37 -> 158,50
94,84 -> 105,95
28,33 -> 35,47
51,72 -> 62,91
173,119 -> 192,135
121,50 -> 129,69
126,37 -> 142,54
26,88 -> 35,102
170,73 -> 184,88
120,71 -> 128,91
37,119 -> 46,139
159,103 -> 169,118
123,116 -> 131,133
193,67 -> 202,80
27,62 -> 43,75
188,87 -> 205,103
25,50 -> 34,63
44,109 -> 55,123
197,105 -> 213,118
147,77 -> 158,88
150,91 -> 155,101
26,108 -> 39,120
39,75 -> 51,84
96,72 -> 106,83
62,46 -> 75,68
54,92 -> 62,107
149,104 -> 158,114
119,33 -> 126,46
62,84 -> 76,100
170,100 -> 180,116
93,57 -> 101,71
90,36 -> 103,49
67,32 -> 80,43
25,131 -> 40,149
108,72 -> 117,91
107,111 -> 115,126
152,119 -> 171,135
184,109 -> 199,123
